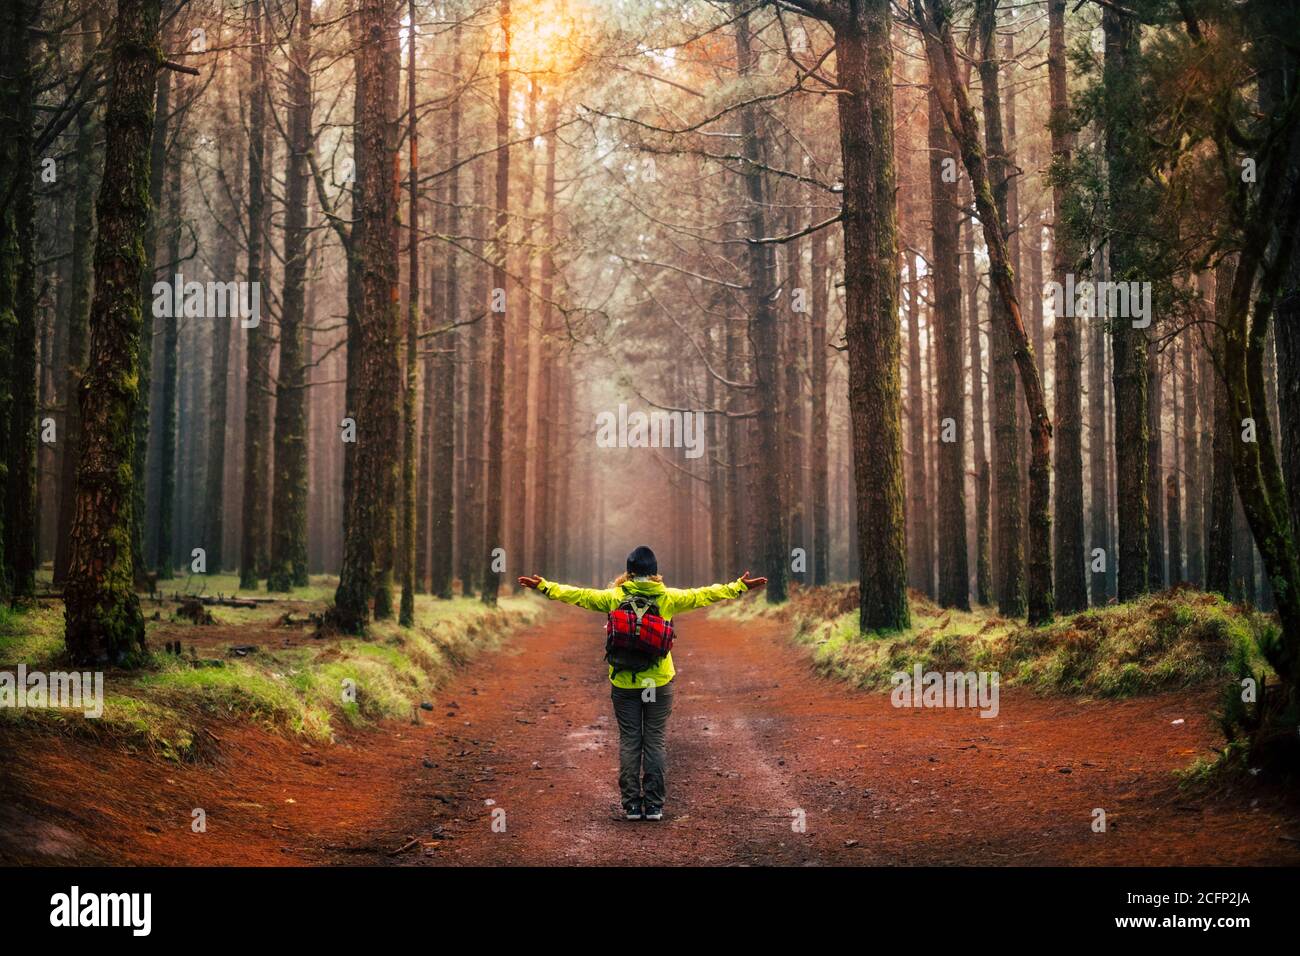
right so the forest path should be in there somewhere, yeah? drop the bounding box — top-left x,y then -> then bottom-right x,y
357,603 -> 1300,866
4,601 -> 1298,866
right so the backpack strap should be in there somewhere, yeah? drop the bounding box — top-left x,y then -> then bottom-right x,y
620,588 -> 660,639
620,583 -> 661,612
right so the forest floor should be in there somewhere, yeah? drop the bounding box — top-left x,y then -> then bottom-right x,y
3,594 -> 1299,866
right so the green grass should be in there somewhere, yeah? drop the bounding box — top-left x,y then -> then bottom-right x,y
0,602 -> 65,665
718,584 -> 1275,698
1,583 -> 539,760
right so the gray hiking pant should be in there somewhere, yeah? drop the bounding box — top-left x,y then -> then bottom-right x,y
610,680 -> 674,810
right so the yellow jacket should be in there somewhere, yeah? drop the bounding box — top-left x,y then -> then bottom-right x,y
535,575 -> 750,688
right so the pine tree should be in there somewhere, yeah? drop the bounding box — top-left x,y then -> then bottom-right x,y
63,0 -> 162,665
1048,0 -> 1087,613
239,0 -> 270,590
268,0 -> 314,593
329,0 -> 402,633
927,80 -> 969,610
734,11 -> 788,605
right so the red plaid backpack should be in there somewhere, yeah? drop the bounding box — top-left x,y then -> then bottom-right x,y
605,592 -> 675,679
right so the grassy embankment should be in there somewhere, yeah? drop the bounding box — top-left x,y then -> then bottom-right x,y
713,583 -> 1275,699
0,573 -> 539,760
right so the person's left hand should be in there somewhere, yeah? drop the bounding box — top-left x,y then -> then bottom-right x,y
740,571 -> 767,591
518,575 -> 542,590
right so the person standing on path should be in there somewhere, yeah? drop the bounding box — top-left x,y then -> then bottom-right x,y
519,545 -> 766,821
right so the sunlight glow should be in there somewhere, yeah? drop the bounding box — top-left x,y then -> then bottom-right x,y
506,0 -> 591,79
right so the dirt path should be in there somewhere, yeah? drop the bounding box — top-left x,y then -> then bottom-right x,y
354,604 -> 1300,866
3,603 -> 1297,866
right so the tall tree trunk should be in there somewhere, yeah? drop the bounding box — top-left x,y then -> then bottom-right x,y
0,0 -> 38,599
1049,0 -> 1087,612
736,11 -> 788,604
1253,0 -> 1294,613
926,301 -> 940,586
1002,21 -> 1030,577
416,176 -> 438,593
204,321 -> 231,571
1262,327 -> 1281,612
453,316 -> 471,592
1280,283 -> 1300,540
1198,277 -> 1214,586
1223,225 -> 1299,701
553,360 -> 572,577
1182,326 -> 1203,584
370,19 -> 403,621
906,254 -> 931,595
268,0 -> 313,592
834,5 -> 909,632
522,95 -> 553,578
507,82 -> 539,593
1168,344 -> 1183,583
423,145 -> 449,595
1217,22 -> 1300,758
529,107 -> 558,580
810,203 -> 831,586
978,0 -> 1024,617
154,128 -> 183,578
329,0 -> 401,632
239,1 -> 269,590
481,0 -> 510,607
1088,306 -> 1111,603
63,0 -> 160,664
1147,341 -> 1165,588
1207,261 -> 1235,594
132,32 -> 171,587
202,71 -> 241,575
428,38 -> 462,601
399,0 -> 419,624
1270,0 -> 1300,552
928,84 -> 969,609
44,159 -> 76,570
464,161 -> 488,595
1168,425 -> 1184,591
37,192 -> 64,572
53,19 -> 102,586
1166,472 -> 1183,584
783,187 -> 807,588
706,324 -> 725,581
1103,5 -> 1150,603
432,34 -> 463,600
963,178 -> 991,605
724,310 -> 746,576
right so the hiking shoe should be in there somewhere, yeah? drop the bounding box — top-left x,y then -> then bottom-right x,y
624,804 -> 644,821
644,806 -> 664,821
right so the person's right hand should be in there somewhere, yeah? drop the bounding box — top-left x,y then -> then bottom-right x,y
740,571 -> 767,591
518,575 -> 542,590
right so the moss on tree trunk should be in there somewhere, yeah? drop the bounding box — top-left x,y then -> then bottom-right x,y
834,6 -> 910,633
63,0 -> 161,666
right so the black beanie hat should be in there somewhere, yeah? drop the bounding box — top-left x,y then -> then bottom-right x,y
626,545 -> 658,576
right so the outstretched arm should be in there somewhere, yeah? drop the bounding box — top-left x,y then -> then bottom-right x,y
517,575 -> 623,613
663,571 -> 767,614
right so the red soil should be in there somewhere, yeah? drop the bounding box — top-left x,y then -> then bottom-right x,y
2,603 -> 1297,866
